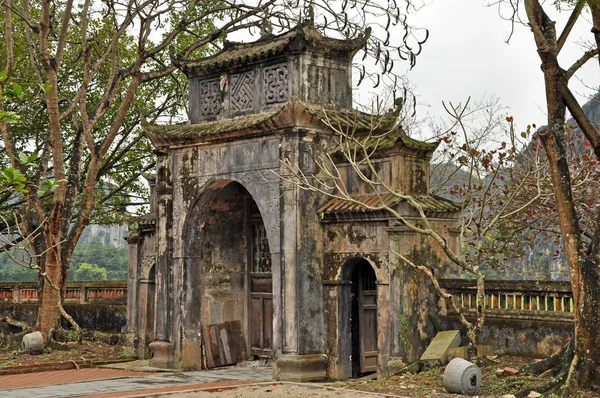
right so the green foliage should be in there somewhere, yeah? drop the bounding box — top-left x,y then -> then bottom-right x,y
0,235 -> 128,282
0,167 -> 27,193
73,263 -> 108,281
69,238 -> 128,280
0,261 -> 37,281
65,328 -> 80,342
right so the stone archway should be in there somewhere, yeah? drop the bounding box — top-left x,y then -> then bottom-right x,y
179,180 -> 273,369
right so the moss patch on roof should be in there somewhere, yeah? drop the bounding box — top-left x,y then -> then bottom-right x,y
181,31 -> 295,74
143,99 -> 438,153
305,106 -> 398,132
143,105 -> 285,140
305,105 -> 438,152
127,213 -> 156,235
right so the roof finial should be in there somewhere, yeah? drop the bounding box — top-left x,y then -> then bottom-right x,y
260,16 -> 273,38
304,1 -> 315,26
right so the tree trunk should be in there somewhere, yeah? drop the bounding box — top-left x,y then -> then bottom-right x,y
36,204 -> 64,340
523,1 -> 600,392
37,249 -> 62,340
573,248 -> 600,385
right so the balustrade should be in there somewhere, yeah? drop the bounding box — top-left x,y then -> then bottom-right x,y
0,281 -> 127,304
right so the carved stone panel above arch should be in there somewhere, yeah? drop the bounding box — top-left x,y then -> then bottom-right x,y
198,78 -> 221,118
230,71 -> 255,112
263,63 -> 289,105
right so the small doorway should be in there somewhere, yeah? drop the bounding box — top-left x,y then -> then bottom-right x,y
350,259 -> 378,376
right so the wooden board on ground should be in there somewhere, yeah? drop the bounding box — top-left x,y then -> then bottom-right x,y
202,320 -> 247,368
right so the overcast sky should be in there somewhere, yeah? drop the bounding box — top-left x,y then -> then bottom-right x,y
401,1 -> 599,137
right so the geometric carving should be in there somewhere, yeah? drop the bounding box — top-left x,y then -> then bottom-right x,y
230,71 -> 254,112
198,78 -> 221,117
263,63 -> 289,104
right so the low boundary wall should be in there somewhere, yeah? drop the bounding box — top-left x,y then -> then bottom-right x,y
0,281 -> 127,332
0,279 -> 575,355
438,279 -> 573,357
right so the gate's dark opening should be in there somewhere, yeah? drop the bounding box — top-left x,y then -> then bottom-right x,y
350,259 -> 377,377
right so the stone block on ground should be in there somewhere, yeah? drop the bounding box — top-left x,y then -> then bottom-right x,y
476,344 -> 494,357
385,359 -> 407,377
527,392 -> 542,398
496,368 -> 506,377
447,346 -> 467,361
420,330 -> 461,367
386,359 -> 421,377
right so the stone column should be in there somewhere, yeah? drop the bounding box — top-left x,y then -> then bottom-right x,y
376,280 -> 391,377
125,237 -> 140,334
149,150 -> 175,368
274,135 -> 327,382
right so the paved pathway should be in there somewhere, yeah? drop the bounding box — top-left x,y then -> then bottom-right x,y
0,366 -> 272,398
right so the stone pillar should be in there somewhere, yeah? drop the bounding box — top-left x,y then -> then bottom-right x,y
126,237 -> 140,334
280,180 -> 298,355
376,280 -> 391,377
150,150 -> 175,368
274,135 -> 327,382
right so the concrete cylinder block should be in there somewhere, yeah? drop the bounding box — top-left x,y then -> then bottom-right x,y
443,357 -> 482,395
22,331 -> 44,354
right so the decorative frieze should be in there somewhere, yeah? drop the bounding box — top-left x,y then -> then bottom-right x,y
193,63 -> 290,121
263,63 -> 289,104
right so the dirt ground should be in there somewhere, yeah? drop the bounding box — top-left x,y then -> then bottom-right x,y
1,339 -> 599,398
156,355 -> 600,398
155,383 -> 394,398
340,355 -> 600,398
0,339 -> 127,367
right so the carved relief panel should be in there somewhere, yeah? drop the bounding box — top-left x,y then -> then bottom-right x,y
192,61 -> 291,121
198,78 -> 221,117
263,63 -> 289,104
230,71 -> 255,112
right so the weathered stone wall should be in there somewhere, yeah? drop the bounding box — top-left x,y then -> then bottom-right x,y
188,51 -> 353,124
388,218 -> 461,364
0,281 -> 128,333
473,319 -> 570,358
0,302 -> 126,332
196,182 -> 248,328
438,279 -> 574,358
335,149 -> 432,196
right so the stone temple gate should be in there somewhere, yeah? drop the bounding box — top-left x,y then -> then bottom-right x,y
126,24 -> 460,381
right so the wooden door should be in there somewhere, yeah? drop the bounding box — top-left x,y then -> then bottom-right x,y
358,264 -> 378,373
249,222 -> 273,357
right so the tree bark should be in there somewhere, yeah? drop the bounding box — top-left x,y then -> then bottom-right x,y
525,0 -> 600,393
37,206 -> 64,339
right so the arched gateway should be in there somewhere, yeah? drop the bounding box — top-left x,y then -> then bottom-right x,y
126,24 -> 460,381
